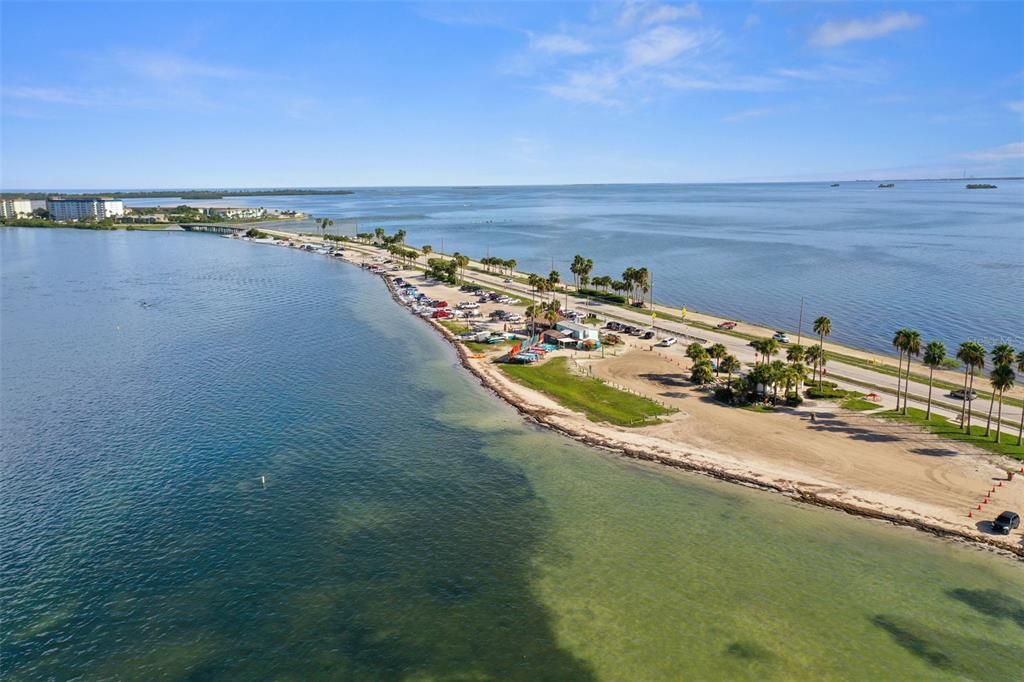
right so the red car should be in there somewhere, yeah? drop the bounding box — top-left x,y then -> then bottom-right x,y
432,310 -> 453,319
433,300 -> 449,308
717,321 -> 738,330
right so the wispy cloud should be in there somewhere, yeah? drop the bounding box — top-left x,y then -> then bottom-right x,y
775,62 -> 886,85
723,107 -> 773,123
544,68 -> 623,104
530,33 -> 593,55
103,50 -> 258,82
619,1 -> 701,27
743,14 -> 760,31
810,12 -> 924,48
961,142 -> 1024,161
1007,100 -> 1024,114
3,86 -> 96,106
625,25 -> 702,66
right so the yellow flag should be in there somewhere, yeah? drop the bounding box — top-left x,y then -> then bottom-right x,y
680,306 -> 687,319
651,311 -> 657,321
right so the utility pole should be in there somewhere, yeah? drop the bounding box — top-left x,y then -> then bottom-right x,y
797,296 -> 805,345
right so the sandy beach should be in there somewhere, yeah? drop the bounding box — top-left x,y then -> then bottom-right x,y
266,232 -> 1024,558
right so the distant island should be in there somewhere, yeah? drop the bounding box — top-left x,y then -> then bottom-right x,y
966,183 -> 997,189
0,188 -> 354,201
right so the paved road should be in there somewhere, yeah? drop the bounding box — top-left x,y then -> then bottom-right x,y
302,236 -> 1023,434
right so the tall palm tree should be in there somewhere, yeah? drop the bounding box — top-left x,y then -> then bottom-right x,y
1017,350 -> 1024,446
421,245 -> 432,263
786,344 -> 806,364
547,270 -> 560,300
955,341 -> 985,431
989,364 -> 1015,442
986,344 -> 1016,435
805,345 -> 825,385
812,316 -> 832,387
720,355 -> 741,385
922,340 -> 946,419
762,338 -> 780,364
750,339 -> 765,365
892,328 -> 910,412
525,304 -> 540,335
901,329 -> 921,415
768,361 -> 787,401
708,343 -> 727,375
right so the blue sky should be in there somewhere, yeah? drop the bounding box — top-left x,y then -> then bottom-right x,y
2,1 -> 1022,188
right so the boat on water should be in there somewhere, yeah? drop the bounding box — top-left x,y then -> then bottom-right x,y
878,183 -> 895,188
830,183 -> 840,187
966,183 -> 997,189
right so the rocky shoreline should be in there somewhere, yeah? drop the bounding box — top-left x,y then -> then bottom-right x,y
372,270 -> 1024,561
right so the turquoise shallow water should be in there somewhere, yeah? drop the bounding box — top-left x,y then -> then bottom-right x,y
2,228 -> 1023,680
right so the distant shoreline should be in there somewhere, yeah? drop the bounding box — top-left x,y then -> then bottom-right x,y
2,177 -> 1021,197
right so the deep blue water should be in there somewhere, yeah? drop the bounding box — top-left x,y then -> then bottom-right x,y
125,181 -> 1024,354
3,228 -> 1023,680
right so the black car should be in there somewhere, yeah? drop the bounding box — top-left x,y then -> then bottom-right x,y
993,511 -> 1020,535
950,388 -> 978,401
642,331 -> 655,340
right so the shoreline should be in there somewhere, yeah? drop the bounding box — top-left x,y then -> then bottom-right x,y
370,268 -> 1024,561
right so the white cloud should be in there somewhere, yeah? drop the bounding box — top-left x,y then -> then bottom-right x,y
961,142 -> 1024,161
625,26 -> 701,67
544,68 -> 623,105
1007,101 -> 1024,114
531,33 -> 593,55
3,86 -> 94,106
109,50 -> 255,81
723,108 -> 773,123
775,63 -> 886,85
619,1 -> 701,27
659,73 -> 782,92
809,12 -> 924,48
743,14 -> 760,30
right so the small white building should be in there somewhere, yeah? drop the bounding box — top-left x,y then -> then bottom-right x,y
47,197 -> 125,221
554,320 -> 600,341
204,206 -> 266,220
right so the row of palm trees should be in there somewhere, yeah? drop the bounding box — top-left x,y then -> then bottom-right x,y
480,256 -> 517,276
889,329 -> 1020,442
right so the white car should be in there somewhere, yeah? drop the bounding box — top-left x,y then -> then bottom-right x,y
772,331 -> 790,343
657,337 -> 677,347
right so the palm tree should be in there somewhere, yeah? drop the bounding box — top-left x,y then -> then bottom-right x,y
786,344 -> 806,364
955,341 -> 985,431
922,340 -> 946,419
989,364 -> 1015,442
708,343 -> 727,375
525,304 -> 540,335
720,355 -> 741,385
543,305 -> 560,328
373,227 -> 385,243
762,338 -> 780,364
547,270 -> 560,300
767,361 -> 787,401
686,342 -> 708,363
900,329 -> 921,415
985,344 -> 1016,435
805,345 -> 825,385
421,245 -> 433,263
507,259 -> 517,277
812,316 -> 832,387
1017,351 -> 1024,446
892,328 -> 910,412
691,360 -> 715,385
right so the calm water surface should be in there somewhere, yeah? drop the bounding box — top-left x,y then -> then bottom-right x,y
126,181 -> 1024,353
2,228 -> 1023,680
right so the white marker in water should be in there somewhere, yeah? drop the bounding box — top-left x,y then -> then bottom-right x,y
260,475 -> 266,489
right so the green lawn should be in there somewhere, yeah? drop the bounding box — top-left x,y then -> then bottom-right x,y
876,407 -> 1023,460
500,357 -> 675,427
465,339 -> 513,353
841,397 -> 881,411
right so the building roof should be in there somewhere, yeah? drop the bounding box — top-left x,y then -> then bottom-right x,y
555,321 -> 590,334
542,328 -> 568,339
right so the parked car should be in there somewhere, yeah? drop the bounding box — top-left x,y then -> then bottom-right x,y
642,331 -> 655,340
950,389 -> 978,401
717,321 -> 738,330
993,511 -> 1020,535
606,321 -> 622,331
657,337 -> 678,347
772,331 -> 790,343
503,278 -> 513,283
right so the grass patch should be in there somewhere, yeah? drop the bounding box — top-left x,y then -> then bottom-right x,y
877,407 -> 1023,460
500,357 -> 675,427
465,339 -> 513,353
438,320 -> 471,335
841,397 -> 881,411
805,384 -> 861,400
741,404 -> 776,413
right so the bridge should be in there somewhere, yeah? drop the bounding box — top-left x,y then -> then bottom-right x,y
180,223 -> 250,235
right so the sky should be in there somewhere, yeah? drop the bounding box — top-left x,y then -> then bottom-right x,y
2,1 -> 1023,188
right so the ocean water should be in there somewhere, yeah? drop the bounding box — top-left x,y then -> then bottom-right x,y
124,181 -> 1024,354
2,228 -> 1023,680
